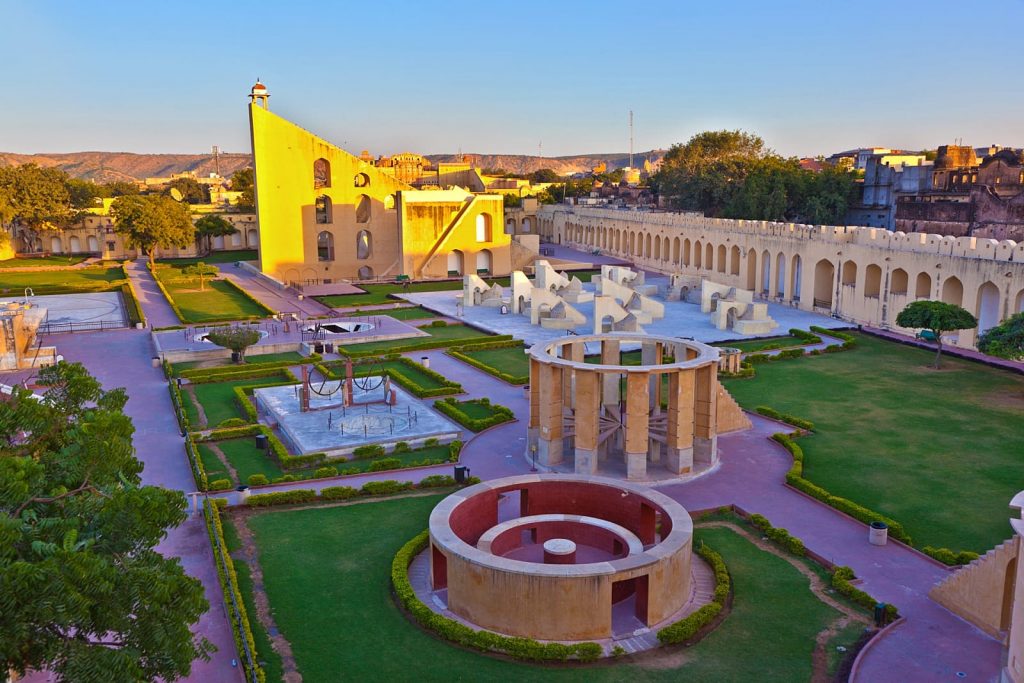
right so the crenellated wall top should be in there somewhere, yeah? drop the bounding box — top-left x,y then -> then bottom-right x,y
540,206 -> 1024,264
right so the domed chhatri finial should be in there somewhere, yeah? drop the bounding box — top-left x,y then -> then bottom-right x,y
250,80 -> 269,109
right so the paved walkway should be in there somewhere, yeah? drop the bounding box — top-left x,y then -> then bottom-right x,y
221,266 -> 333,318
124,258 -> 181,328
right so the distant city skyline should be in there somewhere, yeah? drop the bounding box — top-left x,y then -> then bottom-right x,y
2,1 -> 1022,159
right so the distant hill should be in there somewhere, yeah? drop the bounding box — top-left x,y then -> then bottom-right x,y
0,149 -> 667,182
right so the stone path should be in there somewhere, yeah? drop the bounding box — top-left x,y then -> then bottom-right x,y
220,266 -> 332,318
124,258 -> 181,328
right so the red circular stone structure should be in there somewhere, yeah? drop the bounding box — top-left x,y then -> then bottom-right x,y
428,474 -> 693,641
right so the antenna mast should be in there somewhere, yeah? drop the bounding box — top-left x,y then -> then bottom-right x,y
629,110 -> 634,169
212,145 -> 220,176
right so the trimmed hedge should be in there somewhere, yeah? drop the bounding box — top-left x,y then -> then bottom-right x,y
202,500 -> 267,683
922,546 -> 980,566
773,432 -> 911,543
788,327 -> 822,345
810,326 -> 858,349
433,397 -> 515,432
392,530 -> 603,661
719,360 -> 756,379
833,566 -> 899,621
754,406 -> 814,431
447,339 -> 530,385
320,486 -> 359,501
183,365 -> 297,384
177,353 -> 321,380
747,513 -> 806,556
319,355 -> 463,398
244,474 -> 473,508
120,281 -> 146,328
246,489 -> 318,507
338,332 -> 514,358
657,541 -> 729,644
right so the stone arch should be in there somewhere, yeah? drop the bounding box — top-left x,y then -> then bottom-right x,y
673,237 -> 681,263
682,238 -> 691,266
317,230 -> 334,261
1002,557 -> 1018,632
629,232 -> 636,256
791,254 -> 802,300
246,228 -> 258,246
814,259 -> 835,307
477,248 -> 493,274
1016,288 -> 1024,313
313,158 -> 331,189
354,172 -> 370,188
69,235 -> 82,253
384,194 -> 396,211
476,214 -> 493,242
355,194 -> 371,223
746,248 -> 757,290
717,244 -> 727,273
645,233 -> 652,259
705,243 -> 714,271
693,240 -> 702,268
915,272 -> 932,299
356,230 -> 372,260
841,260 -> 858,287
891,268 -> 909,295
730,245 -> 741,276
87,235 -> 99,252
358,265 -> 374,280
865,264 -> 882,298
653,236 -> 661,261
941,276 -> 963,307
315,195 -> 332,224
976,281 -> 1001,334
776,252 -> 786,296
230,231 -> 243,247
447,249 -> 464,276
761,250 -> 771,294
213,234 -> 225,250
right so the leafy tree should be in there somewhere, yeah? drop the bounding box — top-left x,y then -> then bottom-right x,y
101,181 -> 141,198
0,362 -> 213,681
0,164 -> 80,251
65,178 -> 103,209
110,194 -> 194,265
503,193 -> 522,208
193,214 -> 237,255
528,168 -> 561,183
183,262 -> 218,291
205,326 -> 262,362
230,168 -> 255,211
165,177 -> 208,204
977,312 -> 1024,360
895,300 -> 978,368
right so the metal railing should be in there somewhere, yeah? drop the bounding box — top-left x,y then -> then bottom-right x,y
37,318 -> 128,335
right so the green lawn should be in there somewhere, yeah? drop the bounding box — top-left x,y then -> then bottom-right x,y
158,249 -> 258,266
0,265 -> 124,293
341,306 -> 438,321
458,345 -> 529,378
723,332 -> 1024,552
239,497 -> 850,682
152,262 -> 271,323
450,399 -> 503,421
0,255 -> 88,268
713,334 -> 809,353
219,437 -> 284,483
324,359 -> 458,394
187,372 -> 293,428
172,351 -> 307,375
197,443 -> 230,481
338,323 -> 493,355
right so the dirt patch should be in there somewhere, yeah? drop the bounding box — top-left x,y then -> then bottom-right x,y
205,442 -> 238,485
229,511 -> 303,683
984,388 -> 1024,410
182,385 -> 208,429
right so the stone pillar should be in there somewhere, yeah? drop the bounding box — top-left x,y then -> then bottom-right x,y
600,339 -> 620,406
640,342 -> 663,409
624,372 -> 649,480
693,364 -> 718,467
573,369 -> 601,475
527,358 -> 541,456
665,369 -> 695,474
1004,502 -> 1024,683
542,538 -> 577,565
537,363 -> 564,466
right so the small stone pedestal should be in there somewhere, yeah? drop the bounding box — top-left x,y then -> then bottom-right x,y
542,538 -> 577,564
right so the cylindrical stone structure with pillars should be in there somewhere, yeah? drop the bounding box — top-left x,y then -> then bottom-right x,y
526,333 -> 723,480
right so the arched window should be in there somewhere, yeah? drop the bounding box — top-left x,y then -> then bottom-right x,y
354,172 -> 370,188
890,268 -> 908,295
477,248 -> 492,274
313,158 -> 331,189
358,265 -> 374,280
355,194 -> 371,223
317,231 -> 334,261
384,194 -> 396,211
356,230 -> 372,260
864,264 -> 882,298
315,195 -> 332,224
476,214 -> 492,242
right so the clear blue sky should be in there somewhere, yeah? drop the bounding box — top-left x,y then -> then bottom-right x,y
2,0 -> 1022,158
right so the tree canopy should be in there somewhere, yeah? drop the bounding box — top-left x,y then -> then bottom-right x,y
183,262 -> 219,291
230,168 -> 255,211
528,168 -> 561,183
0,164 -> 79,234
0,362 -> 212,681
110,194 -> 194,264
205,326 -> 262,361
165,177 -> 209,204
193,214 -> 237,254
651,130 -> 859,224
977,312 -> 1024,361
895,300 -> 978,368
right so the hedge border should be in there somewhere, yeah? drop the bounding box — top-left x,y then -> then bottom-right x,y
656,541 -> 730,644
391,530 -> 603,662
318,355 -> 463,398
433,397 -> 515,432
149,262 -> 273,324
177,353 -> 321,380
447,339 -> 529,385
337,330 -> 514,358
244,473 -> 479,507
203,499 -> 265,683
119,264 -> 146,327
184,366 -> 297,385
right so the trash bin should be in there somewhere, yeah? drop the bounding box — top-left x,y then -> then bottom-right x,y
255,434 -> 269,451
231,351 -> 241,363
873,602 -> 888,627
151,356 -> 161,368
869,521 -> 888,546
314,343 -> 324,354
236,485 -> 250,503
454,465 -> 470,484
324,342 -> 334,353
421,356 -> 430,368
